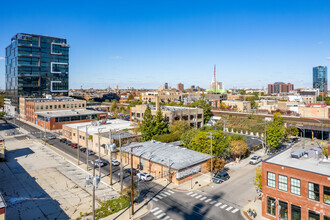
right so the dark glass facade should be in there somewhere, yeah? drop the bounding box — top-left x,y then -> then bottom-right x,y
5,33 -> 69,107
313,66 -> 328,93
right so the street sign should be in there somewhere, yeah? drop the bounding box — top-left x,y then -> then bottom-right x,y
190,176 -> 192,179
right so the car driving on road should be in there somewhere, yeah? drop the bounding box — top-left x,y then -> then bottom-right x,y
91,159 -> 107,168
87,150 -> 95,155
111,159 -> 120,166
124,168 -> 138,176
213,171 -> 230,184
249,156 -> 262,165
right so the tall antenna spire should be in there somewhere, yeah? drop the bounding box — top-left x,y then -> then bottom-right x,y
214,64 -> 216,82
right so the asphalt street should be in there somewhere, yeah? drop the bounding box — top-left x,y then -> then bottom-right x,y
4,118 -> 246,220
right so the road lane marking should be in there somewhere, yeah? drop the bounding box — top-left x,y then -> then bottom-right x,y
226,206 -> 233,211
160,193 -> 167,197
205,199 -> 212,203
215,202 -> 222,207
232,208 -> 239,213
168,190 -> 175,194
190,193 -> 198,197
150,207 -> 159,212
153,198 -> 159,202
163,216 -> 170,220
195,195 -> 202,199
200,197 -> 207,201
187,192 -> 193,195
164,192 -> 171,196
210,200 -> 216,205
153,210 -> 163,215
157,213 -> 166,218
220,204 -> 227,209
156,195 -> 163,199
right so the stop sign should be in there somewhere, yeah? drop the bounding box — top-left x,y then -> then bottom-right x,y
190,176 -> 192,179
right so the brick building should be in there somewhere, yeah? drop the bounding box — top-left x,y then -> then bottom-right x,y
262,146 -> 330,220
268,82 -> 294,95
114,141 -> 211,185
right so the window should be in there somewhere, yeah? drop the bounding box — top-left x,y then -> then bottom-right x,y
278,175 -> 287,192
308,210 -> 320,220
82,104 -> 85,107
279,200 -> 288,220
267,172 -> 276,188
71,104 -> 73,108
324,186 -> 330,205
291,178 -> 301,196
36,106 -> 39,110
308,182 -> 319,201
291,205 -> 301,220
58,105 -> 61,109
63,104 -> 65,108
45,105 -> 48,109
67,104 -> 69,108
41,105 -> 44,110
73,133 -> 75,136
54,105 -> 57,109
266,196 -> 276,216
50,105 -> 52,109
137,113 -> 140,117
79,104 -> 81,107
75,104 -> 77,108
324,215 -> 330,220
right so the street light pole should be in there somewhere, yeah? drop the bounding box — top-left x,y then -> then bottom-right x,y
130,147 -> 134,216
109,129 -> 113,185
207,132 -> 214,182
98,128 -> 102,177
92,161 -> 96,220
119,133 -> 123,192
86,125 -> 89,171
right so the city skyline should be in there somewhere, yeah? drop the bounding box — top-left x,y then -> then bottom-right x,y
1,1 -> 330,90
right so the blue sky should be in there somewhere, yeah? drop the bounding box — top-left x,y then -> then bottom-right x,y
1,0 -> 330,90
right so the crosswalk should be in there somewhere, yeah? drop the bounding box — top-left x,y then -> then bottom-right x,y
150,207 -> 173,220
151,189 -> 175,202
186,191 -> 240,214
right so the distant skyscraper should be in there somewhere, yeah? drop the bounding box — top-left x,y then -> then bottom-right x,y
268,82 -> 294,94
313,66 -> 328,93
177,83 -> 184,91
5,33 -> 69,108
164,83 -> 169,90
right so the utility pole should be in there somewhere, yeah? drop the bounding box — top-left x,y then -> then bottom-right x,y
130,147 -> 134,216
98,128 -> 102,177
109,129 -> 113,185
207,132 -> 214,182
92,161 -> 96,220
77,126 -> 80,165
119,133 -> 123,192
86,125 -> 89,171
44,119 -> 47,145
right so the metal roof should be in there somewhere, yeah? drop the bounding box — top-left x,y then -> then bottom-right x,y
101,132 -> 137,140
121,141 -> 211,170
35,109 -> 102,118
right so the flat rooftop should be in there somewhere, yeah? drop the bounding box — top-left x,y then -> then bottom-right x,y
121,141 -> 211,170
25,97 -> 82,103
101,132 -> 137,140
64,119 -> 135,134
36,109 -> 101,118
223,100 -> 250,103
264,147 -> 330,176
148,105 -> 201,112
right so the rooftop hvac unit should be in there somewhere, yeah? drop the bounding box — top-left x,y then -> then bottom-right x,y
291,149 -> 306,159
308,147 -> 322,160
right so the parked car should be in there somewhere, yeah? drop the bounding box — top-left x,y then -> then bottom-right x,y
124,168 -> 138,176
71,143 -> 78,148
80,147 -> 87,152
47,135 -> 56,140
60,138 -> 67,143
87,150 -> 95,155
65,140 -> 72,145
137,172 -> 153,181
249,156 -> 262,165
91,159 -> 107,168
111,159 -> 120,166
212,172 -> 230,184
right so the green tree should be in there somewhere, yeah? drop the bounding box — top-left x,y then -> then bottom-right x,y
229,134 -> 246,142
180,129 -> 199,146
0,112 -> 5,119
128,93 -> 134,100
140,106 -> 155,141
322,146 -> 328,157
231,140 -> 249,161
284,126 -> 299,140
190,100 -> 212,123
206,158 -> 226,173
153,108 -> 169,136
254,167 -> 262,190
169,121 -> 190,136
111,100 -> 118,112
266,112 -> 285,150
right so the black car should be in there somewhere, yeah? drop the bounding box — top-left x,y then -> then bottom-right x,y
124,168 -> 138,176
213,172 -> 230,184
80,147 -> 87,152
60,138 -> 67,143
65,140 -> 72,145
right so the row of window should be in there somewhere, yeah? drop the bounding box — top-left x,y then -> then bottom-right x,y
267,172 -> 330,204
267,196 -> 329,220
72,133 -> 86,140
36,103 -> 85,110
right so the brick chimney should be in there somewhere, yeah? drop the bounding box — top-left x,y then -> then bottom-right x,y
156,95 -> 160,111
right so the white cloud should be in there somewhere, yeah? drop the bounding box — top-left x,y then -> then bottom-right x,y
110,56 -> 122,59
326,57 -> 330,60
0,57 -> 4,60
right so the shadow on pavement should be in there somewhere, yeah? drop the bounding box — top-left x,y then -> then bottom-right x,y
0,147 -> 69,219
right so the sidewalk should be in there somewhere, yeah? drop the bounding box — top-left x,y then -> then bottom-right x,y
241,198 -> 267,220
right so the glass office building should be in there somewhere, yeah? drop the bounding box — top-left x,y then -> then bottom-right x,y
5,33 -> 69,108
313,66 -> 328,93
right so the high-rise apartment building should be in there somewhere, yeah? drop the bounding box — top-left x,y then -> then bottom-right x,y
313,66 -> 328,93
268,82 -> 294,94
5,33 -> 69,109
164,83 -> 169,90
177,83 -> 184,91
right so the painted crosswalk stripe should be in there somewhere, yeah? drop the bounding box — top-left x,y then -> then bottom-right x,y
153,210 -> 163,216
232,208 -> 239,213
168,190 -> 175,194
157,213 -> 166,218
205,199 -> 212,203
195,195 -> 202,199
210,200 -> 216,205
215,202 -> 222,207
153,198 -> 159,202
160,193 -> 167,197
164,192 -> 171,196
156,195 -> 163,199
150,207 -> 159,212
226,206 -> 233,211
200,197 -> 207,201
187,192 -> 193,195
190,193 -> 198,197
220,204 -> 228,209
163,216 -> 170,220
